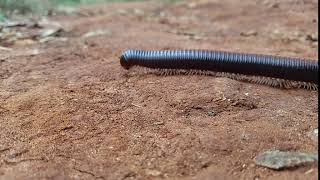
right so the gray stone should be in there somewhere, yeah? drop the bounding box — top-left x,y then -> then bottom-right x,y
254,150 -> 318,170
40,27 -> 62,38
313,128 -> 318,138
82,29 -> 112,38
207,110 -> 216,117
146,169 -> 161,177
307,128 -> 318,141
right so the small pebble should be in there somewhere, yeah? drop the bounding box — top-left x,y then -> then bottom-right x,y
313,129 -> 318,136
133,9 -> 144,16
308,128 -> 318,141
240,133 -> 250,141
307,33 -> 318,41
82,29 -> 112,38
240,30 -> 258,37
146,169 -> 161,176
207,110 -> 216,117
40,27 -> 62,38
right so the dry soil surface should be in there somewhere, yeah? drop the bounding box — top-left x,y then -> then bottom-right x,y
0,0 -> 318,179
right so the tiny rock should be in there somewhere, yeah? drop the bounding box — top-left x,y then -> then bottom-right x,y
240,30 -> 258,37
40,28 -> 62,38
187,2 -> 197,8
207,110 -> 216,117
240,133 -> 250,141
133,9 -> 144,16
117,9 -> 128,15
146,169 -> 161,176
308,128 -> 318,141
313,129 -> 318,138
82,29 -> 112,38
306,33 -> 318,42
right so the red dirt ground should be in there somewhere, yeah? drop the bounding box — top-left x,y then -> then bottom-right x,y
0,0 -> 318,179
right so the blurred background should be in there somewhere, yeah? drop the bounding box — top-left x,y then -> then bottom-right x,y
0,0 -> 131,18
0,0 -> 179,20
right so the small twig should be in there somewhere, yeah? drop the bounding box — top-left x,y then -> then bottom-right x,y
0,46 -> 13,51
0,147 -> 10,153
73,167 -> 105,179
4,157 -> 46,165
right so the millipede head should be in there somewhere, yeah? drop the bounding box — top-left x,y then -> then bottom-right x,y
120,53 -> 132,70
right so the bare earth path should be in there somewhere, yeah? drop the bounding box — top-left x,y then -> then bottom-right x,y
0,0 -> 318,179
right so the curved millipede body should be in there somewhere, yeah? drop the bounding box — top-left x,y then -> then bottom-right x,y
120,49 -> 318,89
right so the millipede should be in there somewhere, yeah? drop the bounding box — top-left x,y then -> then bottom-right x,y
120,49 -> 318,90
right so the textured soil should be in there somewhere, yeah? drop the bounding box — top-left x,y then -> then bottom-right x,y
0,0 -> 318,179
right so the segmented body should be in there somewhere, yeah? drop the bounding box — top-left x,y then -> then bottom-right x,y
120,49 -> 318,89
